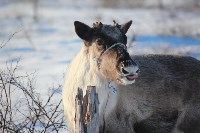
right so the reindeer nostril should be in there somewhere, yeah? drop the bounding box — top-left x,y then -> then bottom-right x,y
121,67 -> 129,74
136,69 -> 140,74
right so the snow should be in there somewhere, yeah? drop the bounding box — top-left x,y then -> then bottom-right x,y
0,0 -> 200,132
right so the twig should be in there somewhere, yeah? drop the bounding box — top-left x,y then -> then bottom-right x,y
0,59 -> 66,132
0,29 -> 23,49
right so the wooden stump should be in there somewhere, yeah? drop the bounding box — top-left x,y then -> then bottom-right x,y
75,86 -> 99,133
75,88 -> 84,133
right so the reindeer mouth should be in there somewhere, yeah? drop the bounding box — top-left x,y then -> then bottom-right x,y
118,74 -> 138,85
119,64 -> 139,82
117,65 -> 139,85
126,74 -> 138,81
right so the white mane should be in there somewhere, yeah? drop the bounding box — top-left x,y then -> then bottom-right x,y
62,45 -> 118,131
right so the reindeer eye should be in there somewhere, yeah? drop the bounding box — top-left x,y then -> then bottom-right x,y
96,38 -> 104,45
96,38 -> 105,50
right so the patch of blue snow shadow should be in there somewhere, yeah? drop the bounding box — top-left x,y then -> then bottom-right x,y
0,32 -> 6,38
134,35 -> 200,46
0,2 -> 8,8
49,87 -> 62,94
6,47 -> 35,52
35,122 -> 46,129
58,39 -> 81,45
0,18 -> 21,28
53,88 -> 62,94
36,27 -> 57,34
58,60 -> 71,64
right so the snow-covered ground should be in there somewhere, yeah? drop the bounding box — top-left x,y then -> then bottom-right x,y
0,0 -> 200,131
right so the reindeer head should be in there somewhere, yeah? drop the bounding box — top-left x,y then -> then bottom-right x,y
74,20 -> 139,85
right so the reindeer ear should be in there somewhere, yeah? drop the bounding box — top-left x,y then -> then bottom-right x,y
120,20 -> 132,34
74,21 -> 93,41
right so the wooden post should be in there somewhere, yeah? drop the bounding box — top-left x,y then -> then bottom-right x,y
75,88 -> 84,133
75,86 -> 99,133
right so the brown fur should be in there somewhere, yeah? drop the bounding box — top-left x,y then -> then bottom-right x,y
99,49 -> 119,81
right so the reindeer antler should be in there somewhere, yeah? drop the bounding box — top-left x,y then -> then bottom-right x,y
92,22 -> 103,28
113,20 -> 121,28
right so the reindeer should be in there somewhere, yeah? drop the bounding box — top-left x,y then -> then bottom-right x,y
62,20 -> 200,133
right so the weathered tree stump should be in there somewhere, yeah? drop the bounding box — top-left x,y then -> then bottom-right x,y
75,86 -> 99,133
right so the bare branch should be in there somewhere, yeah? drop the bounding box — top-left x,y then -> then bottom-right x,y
0,58 -> 66,132
0,29 -> 23,49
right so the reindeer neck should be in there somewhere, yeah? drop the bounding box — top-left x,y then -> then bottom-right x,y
67,46 -> 106,93
65,45 -> 119,126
